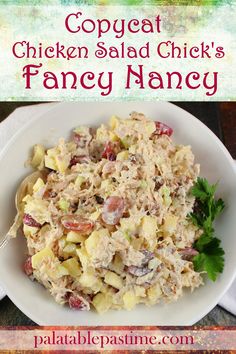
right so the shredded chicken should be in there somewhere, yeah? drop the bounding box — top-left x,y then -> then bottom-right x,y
18,112 -> 203,313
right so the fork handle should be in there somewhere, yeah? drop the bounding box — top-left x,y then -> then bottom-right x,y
0,234 -> 11,250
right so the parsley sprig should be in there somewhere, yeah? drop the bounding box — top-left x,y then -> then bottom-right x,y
189,178 -> 225,281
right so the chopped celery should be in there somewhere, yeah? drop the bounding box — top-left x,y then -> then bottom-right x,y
58,198 -> 70,212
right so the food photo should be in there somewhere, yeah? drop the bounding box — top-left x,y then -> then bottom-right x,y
0,102 -> 235,326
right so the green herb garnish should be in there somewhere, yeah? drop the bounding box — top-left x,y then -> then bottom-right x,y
189,177 -> 225,281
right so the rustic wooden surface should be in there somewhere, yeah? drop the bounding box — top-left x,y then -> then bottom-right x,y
0,102 -> 235,326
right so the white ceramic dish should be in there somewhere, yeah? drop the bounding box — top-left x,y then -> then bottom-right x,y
0,102 -> 235,326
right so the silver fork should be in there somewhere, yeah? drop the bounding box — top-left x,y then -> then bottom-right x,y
0,171 -> 43,250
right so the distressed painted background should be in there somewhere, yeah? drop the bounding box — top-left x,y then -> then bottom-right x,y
0,1 -> 235,100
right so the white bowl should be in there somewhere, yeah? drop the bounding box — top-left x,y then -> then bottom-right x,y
0,102 -> 235,326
